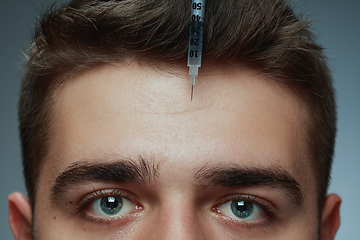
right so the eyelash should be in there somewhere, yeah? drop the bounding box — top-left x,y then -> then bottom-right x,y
75,190 -> 277,229
213,195 -> 277,230
76,189 -> 141,224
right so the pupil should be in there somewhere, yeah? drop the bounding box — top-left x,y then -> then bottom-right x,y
100,197 -> 123,215
106,197 -> 117,208
231,200 -> 254,219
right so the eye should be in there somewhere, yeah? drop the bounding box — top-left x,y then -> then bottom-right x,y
88,196 -> 137,217
216,196 -> 268,222
78,189 -> 142,222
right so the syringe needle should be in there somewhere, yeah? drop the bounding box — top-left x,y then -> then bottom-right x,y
191,85 -> 194,101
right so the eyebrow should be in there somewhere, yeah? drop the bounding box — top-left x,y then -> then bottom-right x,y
194,165 -> 303,206
51,156 -> 158,201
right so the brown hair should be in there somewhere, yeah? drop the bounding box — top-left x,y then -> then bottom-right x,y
19,0 -> 336,212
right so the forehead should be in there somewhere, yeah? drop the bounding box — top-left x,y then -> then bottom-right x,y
46,61 -> 312,184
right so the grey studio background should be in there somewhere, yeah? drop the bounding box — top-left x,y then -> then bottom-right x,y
1,0 -> 359,239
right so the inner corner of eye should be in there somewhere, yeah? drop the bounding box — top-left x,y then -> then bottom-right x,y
212,205 -> 222,213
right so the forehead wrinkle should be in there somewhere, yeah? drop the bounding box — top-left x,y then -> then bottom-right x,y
56,75 -> 215,117
122,102 -> 216,115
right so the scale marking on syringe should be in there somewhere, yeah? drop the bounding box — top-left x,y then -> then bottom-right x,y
188,0 -> 205,101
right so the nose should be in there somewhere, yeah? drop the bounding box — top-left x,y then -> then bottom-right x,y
145,200 -> 208,240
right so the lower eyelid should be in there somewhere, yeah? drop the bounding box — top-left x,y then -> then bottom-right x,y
213,205 -> 276,232
80,210 -> 142,226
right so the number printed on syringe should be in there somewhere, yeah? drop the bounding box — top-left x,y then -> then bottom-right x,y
188,0 -> 205,100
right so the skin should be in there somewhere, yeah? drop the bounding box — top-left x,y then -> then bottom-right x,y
8,61 -> 341,239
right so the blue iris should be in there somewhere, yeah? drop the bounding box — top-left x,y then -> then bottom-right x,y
100,196 -> 123,215
230,200 -> 254,219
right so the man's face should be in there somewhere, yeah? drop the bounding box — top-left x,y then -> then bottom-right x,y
33,62 -> 318,239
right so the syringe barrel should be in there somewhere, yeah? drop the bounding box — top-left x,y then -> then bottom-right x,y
187,0 -> 205,69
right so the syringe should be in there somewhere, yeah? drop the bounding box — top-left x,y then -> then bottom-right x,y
187,0 -> 205,101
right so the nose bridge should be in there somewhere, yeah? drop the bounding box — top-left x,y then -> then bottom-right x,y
149,198 -> 204,240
